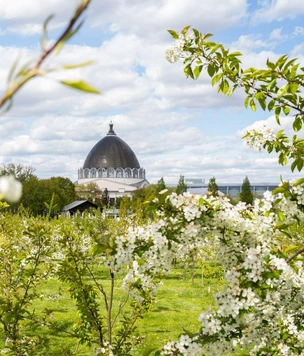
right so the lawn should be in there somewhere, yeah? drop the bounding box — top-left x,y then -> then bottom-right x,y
0,262 -> 224,355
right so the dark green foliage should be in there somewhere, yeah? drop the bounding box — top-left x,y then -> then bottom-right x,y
76,182 -> 102,206
14,174 -> 75,216
176,175 -> 187,195
156,177 -> 166,192
239,176 -> 254,205
207,177 -> 218,197
101,188 -> 110,206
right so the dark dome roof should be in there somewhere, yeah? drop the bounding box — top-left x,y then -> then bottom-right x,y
83,123 -> 140,169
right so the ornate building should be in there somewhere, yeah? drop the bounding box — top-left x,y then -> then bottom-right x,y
77,123 -> 149,200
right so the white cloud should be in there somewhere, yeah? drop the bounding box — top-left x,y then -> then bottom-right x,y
0,0 -> 303,186
252,0 -> 304,23
230,34 -> 274,52
269,28 -> 288,41
89,0 -> 248,38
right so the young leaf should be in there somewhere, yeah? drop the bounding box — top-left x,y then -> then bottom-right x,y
60,80 -> 100,94
282,106 -> 290,115
276,210 -> 285,222
293,177 -> 304,187
167,30 -> 179,39
41,14 -> 55,50
181,25 -> 191,35
63,61 -> 94,69
272,187 -> 287,195
184,64 -> 194,79
211,73 -> 223,86
202,33 -> 213,41
194,65 -> 203,79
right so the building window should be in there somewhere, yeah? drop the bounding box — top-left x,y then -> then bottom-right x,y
108,167 -> 115,177
125,168 -> 131,178
116,168 -> 123,178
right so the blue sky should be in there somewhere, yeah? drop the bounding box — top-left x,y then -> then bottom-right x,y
0,0 -> 304,184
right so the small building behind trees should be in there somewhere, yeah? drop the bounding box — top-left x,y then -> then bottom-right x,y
61,200 -> 98,216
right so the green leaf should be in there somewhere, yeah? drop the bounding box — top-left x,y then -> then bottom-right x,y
272,187 -> 287,195
184,64 -> 194,79
289,83 -> 298,94
267,79 -> 277,90
181,25 -> 191,35
193,28 -> 200,37
276,210 -> 285,222
268,100 -> 275,111
207,64 -> 215,77
167,30 -> 179,39
142,347 -> 159,356
276,130 -> 285,139
291,159 -> 298,172
293,177 -> 304,187
278,153 -> 288,166
284,245 -> 299,253
202,33 -> 213,41
290,63 -> 299,79
293,117 -> 302,132
258,97 -> 266,111
244,96 -> 250,108
297,158 -> 304,171
193,65 -> 203,79
250,98 -> 256,112
7,54 -> 20,84
55,20 -> 84,54
63,61 -> 94,69
282,106 -> 290,115
89,244 -> 108,255
277,84 -> 289,98
60,80 -> 100,94
228,51 -> 242,57
41,15 -> 55,50
275,106 -> 281,124
266,59 -> 275,69
219,79 -> 229,94
211,73 -> 223,86
276,54 -> 288,69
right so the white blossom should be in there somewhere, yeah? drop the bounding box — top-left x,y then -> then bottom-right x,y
0,175 -> 22,203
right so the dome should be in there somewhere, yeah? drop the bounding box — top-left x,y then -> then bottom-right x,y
83,123 -> 140,169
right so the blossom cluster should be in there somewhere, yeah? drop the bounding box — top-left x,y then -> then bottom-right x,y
165,30 -> 194,63
245,124 -> 277,151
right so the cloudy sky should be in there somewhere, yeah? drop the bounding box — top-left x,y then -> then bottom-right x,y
0,0 -> 304,184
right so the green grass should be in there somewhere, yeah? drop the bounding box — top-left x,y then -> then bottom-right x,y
0,264 -> 224,355
133,276 -> 223,355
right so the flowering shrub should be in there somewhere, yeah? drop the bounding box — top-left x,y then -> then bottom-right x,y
162,25 -> 304,356
150,182 -> 304,355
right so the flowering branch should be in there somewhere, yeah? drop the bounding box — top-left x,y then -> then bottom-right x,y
0,0 -> 99,113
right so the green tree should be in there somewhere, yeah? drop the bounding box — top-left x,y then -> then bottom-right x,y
101,188 -> 110,207
156,177 -> 166,192
1,163 -> 36,183
207,177 -> 218,197
76,182 -> 102,206
239,176 -> 254,205
176,175 -> 187,195
16,176 -> 75,216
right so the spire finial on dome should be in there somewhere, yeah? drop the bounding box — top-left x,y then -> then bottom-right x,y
107,121 -> 116,136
